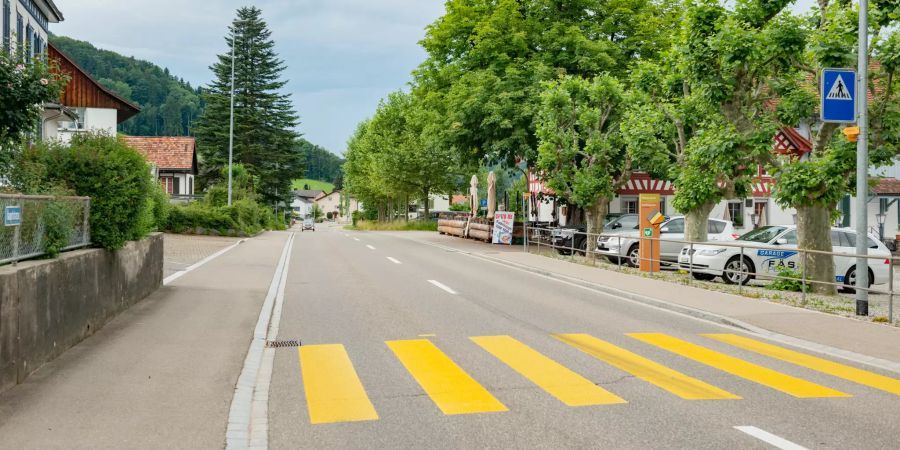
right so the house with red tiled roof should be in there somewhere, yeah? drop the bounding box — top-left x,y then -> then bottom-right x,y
122,136 -> 198,199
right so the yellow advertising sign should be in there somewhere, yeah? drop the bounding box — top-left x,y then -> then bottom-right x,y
639,193 -> 660,203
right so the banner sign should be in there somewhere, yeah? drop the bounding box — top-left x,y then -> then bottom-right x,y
492,212 -> 515,244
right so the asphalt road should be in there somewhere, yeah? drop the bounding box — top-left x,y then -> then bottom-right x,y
266,225 -> 900,450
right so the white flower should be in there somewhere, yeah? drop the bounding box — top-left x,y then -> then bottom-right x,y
15,64 -> 25,72
40,78 -> 49,86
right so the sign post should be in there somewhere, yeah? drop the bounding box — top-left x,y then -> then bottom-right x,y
492,211 -> 515,245
855,1 -> 870,315
639,194 -> 662,273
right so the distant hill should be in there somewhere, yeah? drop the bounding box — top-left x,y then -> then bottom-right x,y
49,35 -> 204,136
297,138 -> 344,185
292,179 -> 335,192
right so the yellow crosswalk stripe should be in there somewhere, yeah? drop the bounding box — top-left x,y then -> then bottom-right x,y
704,333 -> 900,396
298,344 -> 379,424
471,335 -> 626,406
554,333 -> 739,400
628,333 -> 850,398
386,339 -> 508,415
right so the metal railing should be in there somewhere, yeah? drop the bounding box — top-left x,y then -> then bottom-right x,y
523,224 -> 897,325
1,194 -> 91,266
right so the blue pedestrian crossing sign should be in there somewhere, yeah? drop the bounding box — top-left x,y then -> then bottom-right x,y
821,68 -> 856,123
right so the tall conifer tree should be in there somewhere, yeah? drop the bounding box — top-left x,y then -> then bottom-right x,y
194,6 -> 302,206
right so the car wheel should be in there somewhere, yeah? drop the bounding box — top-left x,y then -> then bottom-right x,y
722,256 -> 753,285
691,272 -> 715,281
625,245 -> 640,268
842,266 -> 873,294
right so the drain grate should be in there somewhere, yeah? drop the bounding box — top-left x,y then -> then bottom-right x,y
265,339 -> 301,348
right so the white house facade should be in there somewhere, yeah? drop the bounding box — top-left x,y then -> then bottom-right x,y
2,0 -> 62,57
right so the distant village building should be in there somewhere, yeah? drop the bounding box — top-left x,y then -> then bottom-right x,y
291,189 -> 324,218
122,137 -> 198,199
314,190 -> 359,223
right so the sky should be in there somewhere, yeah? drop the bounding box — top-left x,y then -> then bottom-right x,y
52,0 -> 818,156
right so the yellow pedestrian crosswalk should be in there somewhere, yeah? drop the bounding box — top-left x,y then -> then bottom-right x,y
628,333 -> 850,398
471,335 -> 626,406
293,332 -> 900,424
386,339 -> 508,415
298,344 -> 379,424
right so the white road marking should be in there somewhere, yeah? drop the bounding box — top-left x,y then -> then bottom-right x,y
387,257 -> 402,264
428,279 -> 457,295
734,426 -> 809,450
366,244 -> 376,250
353,237 -> 361,241
225,233 -> 294,449
163,239 -> 246,285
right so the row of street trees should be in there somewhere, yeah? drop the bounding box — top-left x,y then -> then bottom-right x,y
345,0 -> 900,294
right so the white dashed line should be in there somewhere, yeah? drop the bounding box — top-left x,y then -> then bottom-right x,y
734,426 -> 808,450
353,237 -> 360,241
366,244 -> 376,250
387,257 -> 401,264
427,280 -> 457,295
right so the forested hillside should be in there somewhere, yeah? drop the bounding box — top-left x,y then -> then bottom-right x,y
49,35 -> 204,136
297,138 -> 343,184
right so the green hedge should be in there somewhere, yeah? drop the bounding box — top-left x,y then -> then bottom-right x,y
11,133 -> 160,250
166,200 -> 274,236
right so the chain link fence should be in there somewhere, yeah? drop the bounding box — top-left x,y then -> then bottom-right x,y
1,194 -> 91,265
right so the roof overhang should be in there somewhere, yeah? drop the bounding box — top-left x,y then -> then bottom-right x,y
36,0 -> 64,23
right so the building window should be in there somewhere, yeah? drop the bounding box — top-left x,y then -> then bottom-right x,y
727,201 -> 744,228
16,13 -> 22,49
173,176 -> 181,195
622,197 -> 638,214
24,23 -> 31,58
160,176 -> 174,194
188,177 -> 194,196
2,1 -> 10,53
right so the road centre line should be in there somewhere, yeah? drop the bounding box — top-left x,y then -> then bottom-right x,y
734,426 -> 809,450
366,244 -> 376,250
353,237 -> 361,241
428,280 -> 457,295
387,257 -> 402,264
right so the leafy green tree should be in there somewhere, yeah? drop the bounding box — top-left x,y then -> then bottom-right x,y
536,74 -> 627,249
767,0 -> 900,293
296,138 -> 344,182
414,0 -> 677,170
193,7 -> 303,206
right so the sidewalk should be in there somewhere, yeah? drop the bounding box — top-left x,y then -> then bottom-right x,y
163,233 -> 244,278
401,232 -> 900,369
0,232 -> 290,450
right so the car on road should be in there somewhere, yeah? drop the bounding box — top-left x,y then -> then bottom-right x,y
595,216 -> 736,267
302,218 -> 315,231
678,225 -> 891,288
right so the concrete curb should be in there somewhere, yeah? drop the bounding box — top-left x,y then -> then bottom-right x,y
407,237 -> 900,376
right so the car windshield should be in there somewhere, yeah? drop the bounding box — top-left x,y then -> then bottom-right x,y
738,226 -> 787,243
605,215 -> 639,230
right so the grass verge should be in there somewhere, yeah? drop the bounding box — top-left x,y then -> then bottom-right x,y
347,220 -> 438,231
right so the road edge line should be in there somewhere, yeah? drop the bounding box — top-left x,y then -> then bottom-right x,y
163,238 -> 247,285
734,426 -> 809,450
225,232 -> 294,449
401,236 -> 900,375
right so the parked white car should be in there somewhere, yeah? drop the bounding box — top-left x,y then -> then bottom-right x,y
595,216 -> 736,267
678,225 -> 891,288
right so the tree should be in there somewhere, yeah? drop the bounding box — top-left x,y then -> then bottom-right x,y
0,49 -> 68,173
536,74 -> 627,250
413,0 -> 677,171
193,7 -> 303,206
310,203 -> 324,221
768,0 -> 900,293
344,92 -> 459,220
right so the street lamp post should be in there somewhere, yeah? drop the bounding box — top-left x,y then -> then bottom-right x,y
877,211 -> 886,242
227,25 -> 240,207
855,0 -> 870,316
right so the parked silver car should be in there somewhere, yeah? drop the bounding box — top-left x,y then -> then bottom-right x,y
595,216 -> 736,267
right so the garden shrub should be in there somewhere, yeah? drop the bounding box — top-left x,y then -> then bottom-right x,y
770,266 -> 807,292
12,133 -> 153,250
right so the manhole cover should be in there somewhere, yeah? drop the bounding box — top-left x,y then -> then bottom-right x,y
265,339 -> 301,348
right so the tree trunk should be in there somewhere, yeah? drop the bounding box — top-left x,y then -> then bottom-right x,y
405,194 -> 409,222
584,197 -> 609,253
685,202 -> 715,242
423,188 -> 430,219
796,205 -> 836,295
